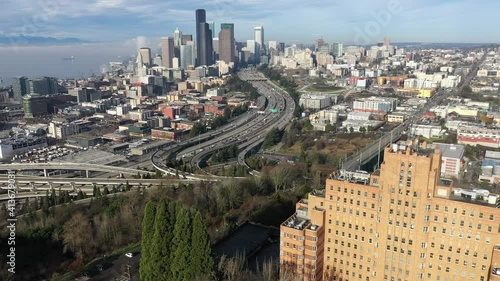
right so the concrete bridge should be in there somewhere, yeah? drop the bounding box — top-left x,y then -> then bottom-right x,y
0,163 -> 155,177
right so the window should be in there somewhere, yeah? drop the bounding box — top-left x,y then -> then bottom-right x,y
406,172 -> 412,187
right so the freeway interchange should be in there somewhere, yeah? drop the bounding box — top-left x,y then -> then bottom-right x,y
151,70 -> 296,178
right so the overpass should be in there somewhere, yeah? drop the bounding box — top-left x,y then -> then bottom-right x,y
0,177 -> 210,200
342,125 -> 404,171
0,163 -> 155,177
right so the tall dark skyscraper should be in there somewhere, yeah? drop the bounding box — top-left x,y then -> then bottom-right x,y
219,23 -> 235,64
196,9 -> 213,66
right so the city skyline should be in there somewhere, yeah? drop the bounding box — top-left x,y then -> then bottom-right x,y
1,0 -> 499,45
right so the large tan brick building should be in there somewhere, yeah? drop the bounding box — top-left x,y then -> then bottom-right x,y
280,140 -> 500,281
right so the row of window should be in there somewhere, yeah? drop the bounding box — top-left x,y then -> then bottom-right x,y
331,185 -> 377,199
430,205 -> 495,221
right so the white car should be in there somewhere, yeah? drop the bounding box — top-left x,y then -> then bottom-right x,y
125,253 -> 133,258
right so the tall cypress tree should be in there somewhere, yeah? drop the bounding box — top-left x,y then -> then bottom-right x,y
170,207 -> 193,281
149,199 -> 167,280
189,210 -> 214,278
140,202 -> 156,281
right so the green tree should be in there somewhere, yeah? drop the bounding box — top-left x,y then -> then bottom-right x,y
349,127 -> 354,133
140,202 -> 157,281
359,126 -> 366,133
171,207 -> 193,281
149,200 -> 167,279
189,211 -> 214,278
325,124 -> 334,132
103,187 -> 110,195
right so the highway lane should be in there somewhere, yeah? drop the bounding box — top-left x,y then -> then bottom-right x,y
188,71 -> 293,171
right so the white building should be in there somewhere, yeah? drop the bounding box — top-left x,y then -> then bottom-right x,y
353,97 -> 398,113
347,111 -> 371,121
433,143 -> 464,177
410,124 -> 445,139
48,122 -> 80,140
299,95 -> 333,110
387,113 -> 407,123
206,88 -> 225,98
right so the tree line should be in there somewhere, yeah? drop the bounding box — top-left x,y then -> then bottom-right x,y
140,199 -> 213,281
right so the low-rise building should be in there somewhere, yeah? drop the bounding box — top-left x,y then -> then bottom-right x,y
457,125 -> 500,148
433,143 -> 464,177
387,112 -> 407,123
352,97 -> 398,113
0,135 -> 48,159
410,124 -> 445,139
479,151 -> 500,184
299,95 -> 333,110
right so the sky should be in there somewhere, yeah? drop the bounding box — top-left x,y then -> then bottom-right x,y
0,0 -> 499,46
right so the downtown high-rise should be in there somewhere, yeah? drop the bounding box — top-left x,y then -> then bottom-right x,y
196,9 -> 213,66
280,139 -> 500,281
254,26 -> 264,52
161,37 -> 175,68
219,23 -> 235,64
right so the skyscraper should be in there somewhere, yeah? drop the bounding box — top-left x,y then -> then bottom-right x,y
160,37 -> 175,68
30,77 -> 58,95
219,23 -> 235,64
208,22 -> 215,39
12,76 -> 29,102
139,48 -> 152,66
384,36 -> 391,46
180,41 -> 195,69
280,140 -> 500,281
174,28 -> 182,48
181,34 -> 193,45
332,43 -> 343,57
246,40 -> 257,63
196,9 -> 213,66
254,26 -> 265,52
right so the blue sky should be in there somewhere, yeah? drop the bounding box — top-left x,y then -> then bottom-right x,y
1,0 -> 498,45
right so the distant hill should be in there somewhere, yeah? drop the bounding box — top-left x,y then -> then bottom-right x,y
0,35 -> 91,45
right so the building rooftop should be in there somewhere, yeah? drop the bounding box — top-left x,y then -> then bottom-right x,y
433,143 -> 465,159
282,214 -> 311,231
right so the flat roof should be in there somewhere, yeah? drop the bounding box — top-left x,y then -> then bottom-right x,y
434,143 -> 465,159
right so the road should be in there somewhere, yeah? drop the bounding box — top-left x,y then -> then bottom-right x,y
342,51 -> 487,172
150,69 -> 295,179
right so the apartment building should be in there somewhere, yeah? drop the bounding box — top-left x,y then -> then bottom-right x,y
280,140 -> 500,281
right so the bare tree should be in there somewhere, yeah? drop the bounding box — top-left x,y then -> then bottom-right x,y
63,212 -> 95,260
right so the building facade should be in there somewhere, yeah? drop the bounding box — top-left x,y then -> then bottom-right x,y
196,9 -> 213,66
219,23 -> 235,64
353,97 -> 398,113
161,37 -> 175,68
280,141 -> 500,281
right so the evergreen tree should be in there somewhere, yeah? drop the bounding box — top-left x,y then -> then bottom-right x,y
150,200 -> 176,280
140,202 -> 157,281
95,187 -> 102,198
76,191 -> 84,200
170,207 -> 193,281
189,211 -> 214,278
103,187 -> 110,195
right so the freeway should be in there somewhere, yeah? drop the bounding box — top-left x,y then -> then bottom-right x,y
151,69 -> 293,179
0,162 -> 154,176
188,70 -> 295,173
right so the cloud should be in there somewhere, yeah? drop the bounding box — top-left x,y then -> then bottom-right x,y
0,0 -> 498,43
